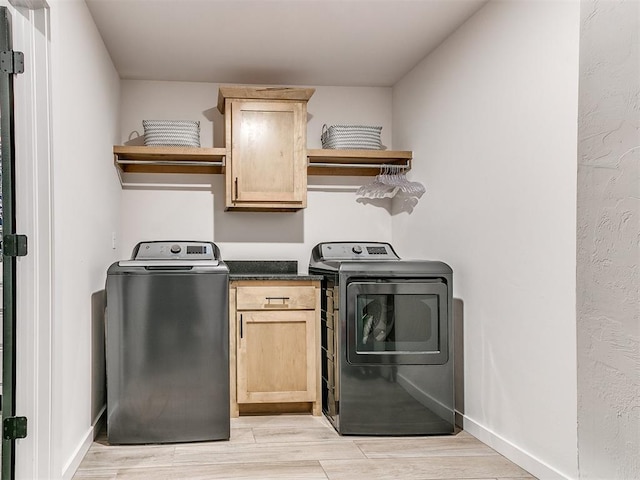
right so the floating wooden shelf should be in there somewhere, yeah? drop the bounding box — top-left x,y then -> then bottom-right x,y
113,146 -> 412,178
113,145 -> 226,174
306,149 -> 412,176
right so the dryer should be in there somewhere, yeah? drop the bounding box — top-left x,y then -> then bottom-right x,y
309,241 -> 454,435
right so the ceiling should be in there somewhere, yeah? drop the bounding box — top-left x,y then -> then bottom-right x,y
85,0 -> 488,87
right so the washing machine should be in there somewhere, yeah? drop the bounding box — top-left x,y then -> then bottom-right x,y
309,241 -> 454,435
106,241 -> 229,444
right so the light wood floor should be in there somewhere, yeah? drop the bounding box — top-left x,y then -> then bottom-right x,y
73,415 -> 536,480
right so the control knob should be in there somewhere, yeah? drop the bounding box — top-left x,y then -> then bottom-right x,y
352,245 -> 363,254
170,244 -> 181,254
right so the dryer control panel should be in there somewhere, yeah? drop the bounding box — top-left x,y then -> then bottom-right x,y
318,242 -> 399,261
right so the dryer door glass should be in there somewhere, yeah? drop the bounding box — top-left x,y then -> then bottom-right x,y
346,280 -> 448,365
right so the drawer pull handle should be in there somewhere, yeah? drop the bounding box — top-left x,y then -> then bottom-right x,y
240,314 -> 243,339
265,296 -> 289,304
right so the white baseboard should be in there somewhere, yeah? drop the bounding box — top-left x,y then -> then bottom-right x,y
462,414 -> 573,480
61,405 -> 106,480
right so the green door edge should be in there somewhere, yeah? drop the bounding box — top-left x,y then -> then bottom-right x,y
0,6 -> 18,480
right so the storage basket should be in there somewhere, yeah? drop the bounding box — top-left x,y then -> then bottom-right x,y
321,124 -> 383,150
143,120 -> 201,147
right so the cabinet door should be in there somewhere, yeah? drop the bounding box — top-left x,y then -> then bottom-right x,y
237,310 -> 316,404
229,100 -> 306,207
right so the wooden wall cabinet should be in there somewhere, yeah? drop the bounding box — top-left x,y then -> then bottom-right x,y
229,279 -> 321,417
218,87 -> 315,211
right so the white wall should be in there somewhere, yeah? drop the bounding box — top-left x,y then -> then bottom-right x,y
118,81 -> 394,269
48,0 -> 121,477
392,1 -> 579,478
576,1 -> 640,478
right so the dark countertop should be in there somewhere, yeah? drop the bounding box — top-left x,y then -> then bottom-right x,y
225,260 -> 322,281
229,273 -> 323,281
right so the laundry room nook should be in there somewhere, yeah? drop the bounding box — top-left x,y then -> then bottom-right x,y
1,1 -> 637,480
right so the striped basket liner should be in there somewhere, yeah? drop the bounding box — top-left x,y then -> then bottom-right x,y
321,124 -> 383,150
143,120 -> 201,147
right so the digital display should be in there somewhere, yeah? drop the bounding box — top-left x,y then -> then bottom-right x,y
186,246 -> 206,254
367,246 -> 387,255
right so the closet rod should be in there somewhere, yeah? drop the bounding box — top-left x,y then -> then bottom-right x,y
308,161 -> 409,169
116,159 -> 225,167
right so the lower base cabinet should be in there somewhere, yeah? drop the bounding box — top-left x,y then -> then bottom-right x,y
229,279 -> 321,417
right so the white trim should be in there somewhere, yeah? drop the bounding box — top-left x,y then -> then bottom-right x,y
462,414 -> 574,480
9,3 -> 54,479
61,407 -> 105,480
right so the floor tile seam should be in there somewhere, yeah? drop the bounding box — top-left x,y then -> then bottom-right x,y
75,464 -> 172,474
73,469 -> 119,476
170,454 -> 368,468
357,452 -> 503,459
173,439 -> 361,449
408,477 -> 503,480
316,468 -> 518,480
407,477 -> 500,480
250,436 -> 347,445
250,430 -> 340,438
75,466 -> 120,471
350,434 -> 482,441
251,440 -> 345,445
245,429 -> 258,444
488,451 -> 537,478
350,437 -> 370,459
318,453 -> 518,463
249,430 -> 338,436
72,476 -> 118,480
174,459 -> 327,466
249,425 -> 338,432
244,420 -> 334,426
351,439 -> 502,449
317,458 -> 332,480
87,444 -> 175,449
76,447 -> 177,472
350,440 -> 492,448
120,459 -> 337,471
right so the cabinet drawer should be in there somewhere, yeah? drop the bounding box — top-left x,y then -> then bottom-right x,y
236,285 -> 316,310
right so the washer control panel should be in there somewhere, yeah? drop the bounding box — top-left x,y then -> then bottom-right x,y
133,241 -> 216,261
319,242 -> 399,261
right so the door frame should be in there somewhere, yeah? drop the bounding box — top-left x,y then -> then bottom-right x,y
1,2 -> 53,479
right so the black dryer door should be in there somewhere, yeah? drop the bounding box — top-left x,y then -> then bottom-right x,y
345,279 -> 448,365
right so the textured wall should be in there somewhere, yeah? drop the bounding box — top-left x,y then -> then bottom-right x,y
576,1 -> 640,478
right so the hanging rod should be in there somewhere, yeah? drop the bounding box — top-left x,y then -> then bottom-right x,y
308,161 -> 409,169
116,159 -> 225,167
